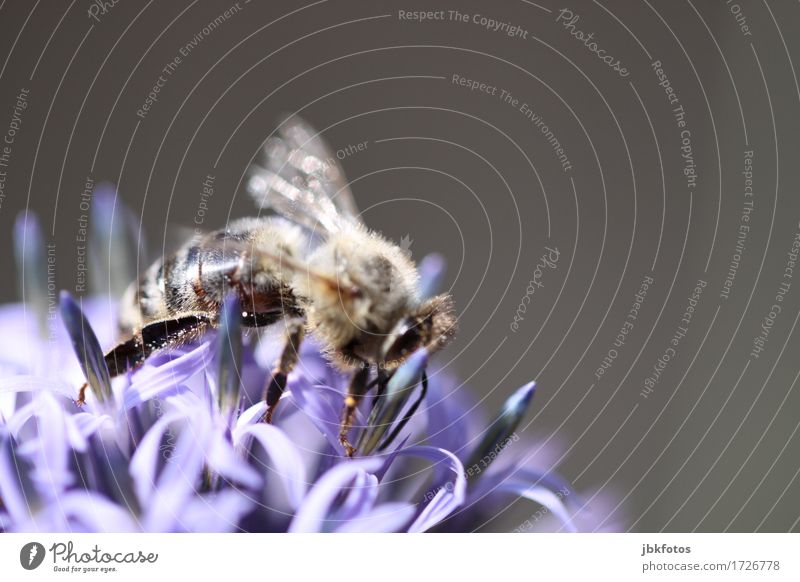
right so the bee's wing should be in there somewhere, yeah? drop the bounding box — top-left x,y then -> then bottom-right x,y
245,115 -> 361,235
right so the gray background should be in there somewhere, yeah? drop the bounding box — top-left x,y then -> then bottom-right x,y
0,0 -> 798,532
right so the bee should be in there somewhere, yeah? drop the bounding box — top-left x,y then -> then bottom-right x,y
78,116 -> 457,456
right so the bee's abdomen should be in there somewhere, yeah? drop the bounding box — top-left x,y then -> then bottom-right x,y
118,217 -> 307,336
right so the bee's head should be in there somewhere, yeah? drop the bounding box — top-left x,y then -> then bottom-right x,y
380,294 -> 457,367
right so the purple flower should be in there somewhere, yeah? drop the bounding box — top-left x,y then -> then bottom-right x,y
0,207 -> 620,532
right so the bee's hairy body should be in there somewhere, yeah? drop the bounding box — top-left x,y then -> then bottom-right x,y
117,215 -> 453,369
79,116 -> 457,455
118,216 -> 306,337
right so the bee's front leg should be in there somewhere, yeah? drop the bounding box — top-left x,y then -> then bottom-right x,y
263,318 -> 305,423
76,313 -> 212,406
338,366 -> 370,457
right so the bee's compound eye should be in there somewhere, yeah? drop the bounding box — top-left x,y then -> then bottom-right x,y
382,316 -> 426,365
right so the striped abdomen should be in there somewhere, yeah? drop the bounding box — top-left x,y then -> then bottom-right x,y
117,217 -> 308,337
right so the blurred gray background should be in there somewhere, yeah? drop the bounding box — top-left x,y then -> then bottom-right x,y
0,0 -> 798,531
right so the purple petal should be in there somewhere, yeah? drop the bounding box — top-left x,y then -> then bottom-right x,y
216,295 -> 243,420
13,212 -> 47,328
465,381 -> 536,479
335,502 -> 417,533
360,349 -> 428,455
206,432 -> 261,491
288,457 -> 384,532
128,410 -> 185,504
236,401 -> 268,427
180,489 -> 254,533
288,378 -> 347,455
48,490 -> 138,532
88,184 -> 142,298
425,370 -> 483,457
334,471 -> 379,524
0,431 -> 35,525
69,412 -> 114,445
0,305 -> 44,375
400,446 -> 467,532
17,394 -> 74,498
0,375 -> 75,407
418,252 -> 447,299
141,421 -> 206,532
122,342 -> 213,411
491,480 -> 576,532
59,291 -> 113,404
234,423 -> 307,508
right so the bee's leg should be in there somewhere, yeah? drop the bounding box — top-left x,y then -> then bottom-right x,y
77,313 -> 212,405
263,318 -> 305,423
338,366 -> 370,457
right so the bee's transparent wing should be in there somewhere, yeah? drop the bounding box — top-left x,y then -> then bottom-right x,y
245,115 -> 361,234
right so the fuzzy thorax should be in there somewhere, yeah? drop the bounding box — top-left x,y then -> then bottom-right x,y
294,224 -> 420,360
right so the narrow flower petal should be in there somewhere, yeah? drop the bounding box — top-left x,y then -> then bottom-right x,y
492,480 -> 576,532
89,184 -> 142,298
59,291 -> 113,404
69,412 -> 114,444
335,502 -> 417,533
0,375 -> 75,401
181,489 -> 254,533
49,490 -> 138,532
425,371 -> 483,457
13,212 -> 47,335
141,419 -> 207,531
465,381 -> 535,480
288,378 -> 346,453
418,252 -> 447,300
333,471 -> 379,525
359,349 -> 428,455
128,410 -> 185,504
401,446 -> 467,532
206,433 -> 262,491
217,295 -> 242,420
234,423 -> 307,508
0,431 -> 40,525
236,401 -> 267,427
288,457 -> 384,532
17,394 -> 73,497
122,342 -> 213,411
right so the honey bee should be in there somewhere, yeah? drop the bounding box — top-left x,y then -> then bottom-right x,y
79,116 -> 457,456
